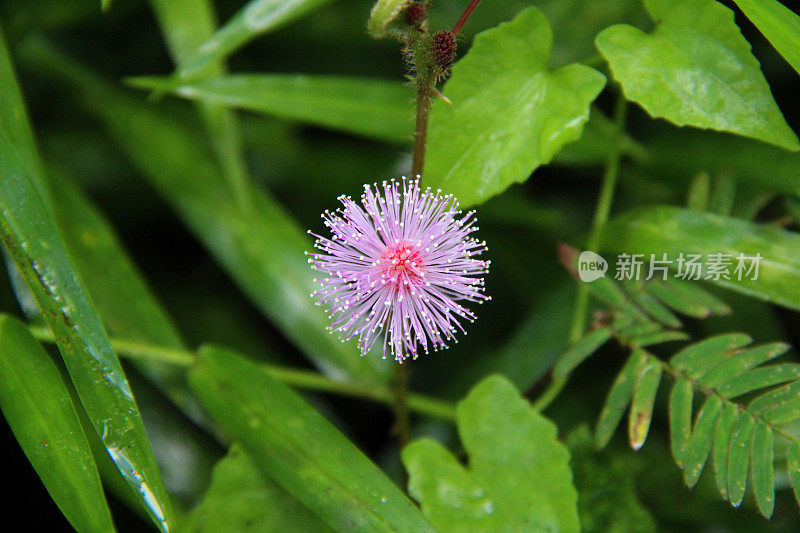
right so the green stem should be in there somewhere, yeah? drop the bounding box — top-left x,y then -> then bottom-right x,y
534,94 -> 628,412
27,326 -> 456,421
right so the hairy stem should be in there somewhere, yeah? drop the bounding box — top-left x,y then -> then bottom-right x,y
411,85 -> 431,177
28,325 -> 456,421
533,94 -> 628,412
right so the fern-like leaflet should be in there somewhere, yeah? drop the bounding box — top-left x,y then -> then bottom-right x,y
557,245 -> 800,518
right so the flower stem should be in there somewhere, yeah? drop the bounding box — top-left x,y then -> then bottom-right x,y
452,0 -> 483,37
411,85 -> 431,177
27,325 -> 456,421
533,93 -> 628,412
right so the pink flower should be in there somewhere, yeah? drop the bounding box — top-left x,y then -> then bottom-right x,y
307,177 -> 490,362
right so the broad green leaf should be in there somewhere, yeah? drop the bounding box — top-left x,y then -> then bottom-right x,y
682,395 -> 722,488
25,39 -> 388,384
602,207 -> 800,313
712,402 -> 739,500
596,350 -> 648,449
788,441 -> 800,510
188,346 -> 433,533
182,444 -> 331,532
128,74 -> 412,144
368,0 -> 411,39
628,362 -> 661,450
727,413 -> 756,506
732,0 -> 800,76
698,342 -> 789,389
596,0 -> 799,151
403,375 -> 580,532
168,0 -> 335,82
670,333 -> 752,379
719,363 -> 800,398
0,45 -> 172,533
0,315 -> 114,533
750,421 -> 774,518
668,379 -> 693,467
567,426 -> 656,533
424,7 -> 606,206
553,326 -> 611,378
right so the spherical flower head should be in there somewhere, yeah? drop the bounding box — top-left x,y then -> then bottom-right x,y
307,177 -> 490,362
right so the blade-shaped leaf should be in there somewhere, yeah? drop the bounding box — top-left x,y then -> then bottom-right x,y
0,43 -> 172,533
596,0 -> 799,150
128,74 -> 413,144
727,413 -> 756,506
628,361 -> 662,450
748,380 -> 800,424
188,345 -> 433,532
181,443 -> 331,532
0,315 -> 114,533
682,395 -> 722,488
602,206 -> 800,313
750,421 -> 774,518
712,402 -> 740,500
719,363 -> 800,398
669,379 -> 693,467
698,342 -> 789,389
788,441 -> 800,510
424,6 -> 606,206
168,0 -> 335,81
731,0 -> 800,76
596,350 -> 648,448
553,326 -> 612,378
670,333 -> 752,379
24,38 -> 388,384
402,375 -> 580,532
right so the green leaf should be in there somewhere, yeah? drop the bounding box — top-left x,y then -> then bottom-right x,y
712,402 -> 740,500
188,346 -> 432,532
424,7 -> 605,207
403,375 -> 579,532
732,0 -> 800,76
750,421 -> 774,518
0,315 -> 114,533
727,413 -> 756,506
596,0 -> 799,151
553,326 -> 612,378
567,426 -> 656,533
182,444 -> 331,532
602,206 -> 800,313
128,74 -> 412,144
0,42 -> 172,533
631,291 -> 681,329
596,350 -> 648,449
168,0 -> 335,81
25,39 -> 388,384
788,441 -> 800,510
368,0 -> 411,39
669,379 -> 693,467
718,363 -> 800,398
748,380 -> 800,424
682,395 -> 722,488
670,333 -> 752,379
698,342 -> 789,389
628,361 -> 661,450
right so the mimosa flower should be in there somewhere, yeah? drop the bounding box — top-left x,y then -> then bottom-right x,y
307,177 -> 490,362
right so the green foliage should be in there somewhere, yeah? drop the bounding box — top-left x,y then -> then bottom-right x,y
424,6 -> 606,207
596,0 -> 799,151
731,0 -> 800,76
403,375 -> 580,532
0,32 -> 173,532
129,74 -> 413,143
368,0 -> 412,39
0,315 -> 114,533
181,443 -> 331,532
189,345 -> 434,533
602,206 -> 800,312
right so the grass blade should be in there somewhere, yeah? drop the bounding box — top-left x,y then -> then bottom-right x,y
712,402 -> 740,500
189,345 -> 435,532
682,395 -> 722,488
788,441 -> 800,511
727,413 -> 756,506
628,361 -> 662,450
0,315 -> 114,533
669,379 -> 693,467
